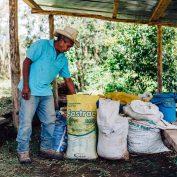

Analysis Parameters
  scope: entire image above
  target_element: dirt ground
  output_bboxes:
[0,96,177,177]
[0,123,177,177]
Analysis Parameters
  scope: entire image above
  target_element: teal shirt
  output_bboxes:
[18,39,71,96]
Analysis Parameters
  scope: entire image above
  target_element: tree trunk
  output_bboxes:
[157,25,163,93]
[9,0,20,128]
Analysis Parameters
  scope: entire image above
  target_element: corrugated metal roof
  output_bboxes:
[23,0,177,27]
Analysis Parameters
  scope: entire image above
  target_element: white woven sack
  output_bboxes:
[128,120,169,154]
[97,98,129,160]
[123,100,163,122]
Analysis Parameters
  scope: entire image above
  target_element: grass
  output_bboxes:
[0,79,12,116]
[0,135,112,177]
[0,79,11,98]
[0,141,32,177]
[0,79,177,177]
[0,126,177,177]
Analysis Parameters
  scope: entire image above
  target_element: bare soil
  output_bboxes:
[0,122,177,177]
[0,97,177,177]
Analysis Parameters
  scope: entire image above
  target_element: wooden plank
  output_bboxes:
[164,129,177,152]
[48,15,59,109]
[149,0,171,21]
[23,0,42,9]
[31,9,177,28]
[157,25,163,93]
[112,0,119,19]
[9,0,20,129]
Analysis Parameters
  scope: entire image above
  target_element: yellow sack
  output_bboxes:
[67,94,99,136]
[67,94,99,159]
[99,92,140,104]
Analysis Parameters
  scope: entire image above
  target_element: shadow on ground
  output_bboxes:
[0,97,177,177]
[0,124,177,177]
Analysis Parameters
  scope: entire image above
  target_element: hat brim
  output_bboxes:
[54,30,80,48]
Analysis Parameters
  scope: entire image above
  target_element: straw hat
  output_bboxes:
[54,26,80,48]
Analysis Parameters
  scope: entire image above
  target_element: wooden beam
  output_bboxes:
[149,21,177,28]
[112,0,119,18]
[149,0,171,21]
[157,25,163,93]
[23,0,42,9]
[48,15,59,109]
[9,0,21,128]
[32,9,177,28]
[32,9,148,24]
[49,15,54,39]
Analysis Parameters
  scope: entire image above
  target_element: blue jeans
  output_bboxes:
[16,93,56,152]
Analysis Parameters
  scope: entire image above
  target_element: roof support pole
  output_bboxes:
[49,15,59,109]
[9,0,20,128]
[157,25,163,93]
[112,0,119,18]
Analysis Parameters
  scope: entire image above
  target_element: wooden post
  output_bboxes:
[49,14,59,109]
[49,14,54,39]
[112,0,119,19]
[157,25,163,93]
[9,0,20,128]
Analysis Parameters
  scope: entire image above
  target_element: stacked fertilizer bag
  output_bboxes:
[53,92,175,160]
[53,111,68,156]
[97,98,129,160]
[66,94,99,159]
[123,100,170,154]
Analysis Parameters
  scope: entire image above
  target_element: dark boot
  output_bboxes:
[39,149,63,160]
[18,152,31,164]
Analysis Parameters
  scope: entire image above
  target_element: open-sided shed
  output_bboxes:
[24,0,177,27]
[9,0,177,127]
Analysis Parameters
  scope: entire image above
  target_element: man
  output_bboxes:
[17,26,79,164]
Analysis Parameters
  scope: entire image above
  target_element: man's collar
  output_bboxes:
[49,39,54,48]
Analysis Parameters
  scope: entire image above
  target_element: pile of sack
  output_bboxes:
[123,100,169,154]
[53,92,177,160]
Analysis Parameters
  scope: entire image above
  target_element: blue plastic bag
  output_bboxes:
[53,111,68,152]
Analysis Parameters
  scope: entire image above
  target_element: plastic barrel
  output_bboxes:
[150,93,177,123]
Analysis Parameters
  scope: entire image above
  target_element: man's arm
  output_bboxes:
[22,57,32,100]
[64,78,76,95]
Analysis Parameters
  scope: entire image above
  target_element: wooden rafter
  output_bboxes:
[112,0,119,19]
[23,0,41,9]
[31,9,177,28]
[149,0,171,22]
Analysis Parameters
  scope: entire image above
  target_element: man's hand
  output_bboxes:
[22,85,31,100]
[64,78,76,95]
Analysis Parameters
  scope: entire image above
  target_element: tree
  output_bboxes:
[5,0,176,94]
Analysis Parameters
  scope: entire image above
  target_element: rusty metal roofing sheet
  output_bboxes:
[23,0,177,27]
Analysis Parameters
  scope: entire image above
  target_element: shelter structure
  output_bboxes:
[9,0,177,127]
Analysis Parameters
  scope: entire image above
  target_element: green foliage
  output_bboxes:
[17,2,177,94]
[104,83,129,94]
[102,24,177,93]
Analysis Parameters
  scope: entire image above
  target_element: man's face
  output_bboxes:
[55,39,74,53]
